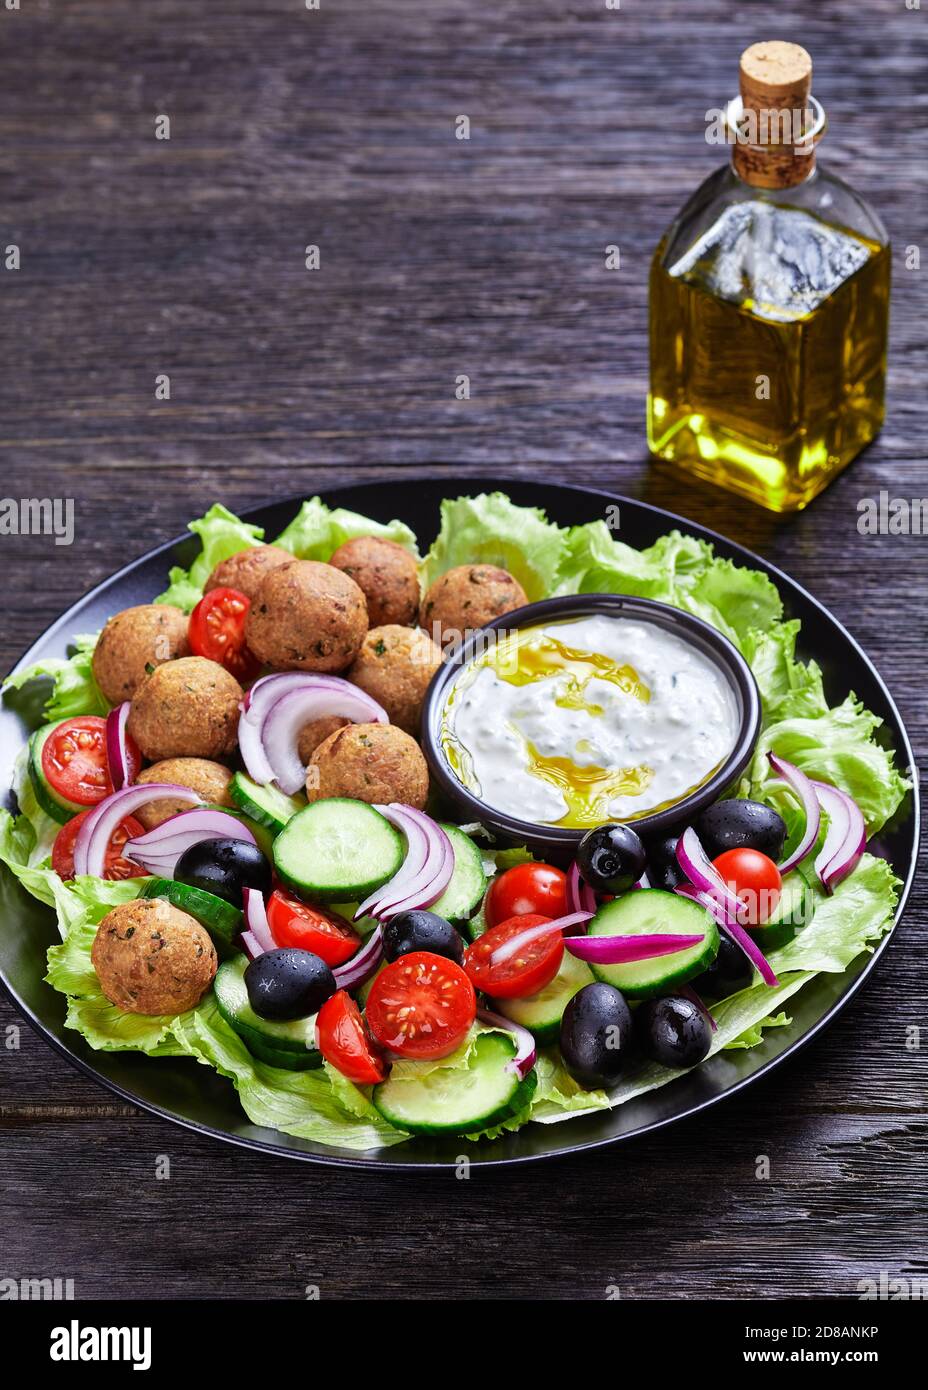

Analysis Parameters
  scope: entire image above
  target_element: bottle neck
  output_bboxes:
[728,98,823,190]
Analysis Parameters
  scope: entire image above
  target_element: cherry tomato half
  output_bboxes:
[485,862,568,928]
[713,847,782,926]
[365,951,476,1060]
[51,809,145,881]
[188,586,261,682]
[315,990,386,1084]
[267,889,362,967]
[463,913,564,1000]
[42,716,114,806]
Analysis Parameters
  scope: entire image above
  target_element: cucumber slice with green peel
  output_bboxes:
[229,773,306,835]
[214,956,322,1063]
[588,889,719,998]
[496,951,595,1045]
[430,824,487,925]
[373,1032,536,1135]
[750,868,814,952]
[28,723,87,824]
[141,877,243,947]
[273,798,404,902]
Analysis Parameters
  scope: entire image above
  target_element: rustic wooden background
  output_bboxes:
[1,0,925,1301]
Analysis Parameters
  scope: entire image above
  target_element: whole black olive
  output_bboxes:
[576,823,647,895]
[245,948,336,1021]
[559,982,633,1089]
[635,995,712,1069]
[693,799,787,862]
[382,910,464,964]
[645,833,687,890]
[174,837,272,909]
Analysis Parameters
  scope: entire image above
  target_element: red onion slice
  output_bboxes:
[355,805,454,922]
[240,930,264,961]
[489,910,594,966]
[566,860,597,915]
[243,887,276,953]
[767,752,821,874]
[563,930,705,966]
[675,884,779,987]
[811,780,866,893]
[477,1006,537,1079]
[104,702,133,790]
[73,783,204,879]
[633,869,652,891]
[125,808,257,877]
[675,826,745,922]
[333,927,384,991]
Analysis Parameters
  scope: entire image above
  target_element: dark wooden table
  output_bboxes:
[1,0,925,1301]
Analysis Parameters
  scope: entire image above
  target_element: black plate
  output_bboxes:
[0,478,918,1169]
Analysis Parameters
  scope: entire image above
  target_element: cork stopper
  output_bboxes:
[732,42,817,189]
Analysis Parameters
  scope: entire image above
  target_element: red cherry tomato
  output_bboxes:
[267,889,362,966]
[365,952,476,1059]
[713,848,782,926]
[463,913,564,999]
[42,716,114,806]
[485,862,568,927]
[51,809,145,881]
[188,587,260,681]
[315,990,387,1084]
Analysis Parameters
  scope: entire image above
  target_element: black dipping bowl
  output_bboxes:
[421,593,761,861]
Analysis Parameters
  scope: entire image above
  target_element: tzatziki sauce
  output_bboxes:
[441,614,739,828]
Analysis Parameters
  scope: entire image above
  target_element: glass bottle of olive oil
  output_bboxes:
[647,42,890,512]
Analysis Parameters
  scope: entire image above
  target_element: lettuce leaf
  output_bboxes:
[273,496,418,562]
[1,633,108,721]
[155,503,265,611]
[421,492,566,601]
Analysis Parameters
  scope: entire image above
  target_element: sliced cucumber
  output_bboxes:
[496,952,595,1045]
[430,824,487,925]
[373,1032,536,1136]
[273,798,404,902]
[28,723,87,824]
[588,889,719,998]
[229,773,306,835]
[141,878,243,947]
[751,868,814,951]
[214,955,322,1066]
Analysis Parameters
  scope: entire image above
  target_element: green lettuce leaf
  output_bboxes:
[2,633,108,721]
[739,619,827,722]
[420,492,566,601]
[155,503,266,611]
[273,496,418,561]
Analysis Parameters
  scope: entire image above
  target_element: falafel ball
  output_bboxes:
[419,565,528,650]
[127,656,243,761]
[297,715,349,764]
[134,758,234,829]
[92,604,190,704]
[307,722,429,809]
[204,544,293,603]
[347,625,442,735]
[244,559,368,673]
[328,536,420,628]
[91,897,217,1015]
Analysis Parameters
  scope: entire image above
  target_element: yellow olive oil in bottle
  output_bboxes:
[647,42,890,512]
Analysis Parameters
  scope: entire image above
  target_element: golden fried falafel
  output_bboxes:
[347,625,442,735]
[419,565,528,650]
[91,897,217,1015]
[127,656,243,761]
[307,722,429,809]
[134,757,234,829]
[204,544,293,602]
[297,715,349,764]
[244,560,368,673]
[328,536,420,628]
[92,604,190,704]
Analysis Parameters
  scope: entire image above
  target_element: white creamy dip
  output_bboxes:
[442,614,739,828]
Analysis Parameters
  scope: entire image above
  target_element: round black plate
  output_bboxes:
[0,478,918,1169]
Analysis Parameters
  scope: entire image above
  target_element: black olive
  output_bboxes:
[691,933,754,999]
[635,995,711,1068]
[576,823,647,895]
[244,948,336,1020]
[693,799,787,861]
[559,982,633,1089]
[174,837,271,909]
[382,910,464,964]
[644,833,687,890]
